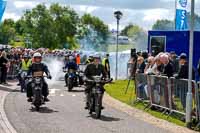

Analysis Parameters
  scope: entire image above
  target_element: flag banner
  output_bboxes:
[0,0,6,22]
[175,0,188,30]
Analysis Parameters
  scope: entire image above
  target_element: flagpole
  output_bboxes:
[175,0,177,30]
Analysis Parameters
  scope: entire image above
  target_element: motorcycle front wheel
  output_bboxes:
[34,90,42,111]
[95,94,102,119]
[89,95,95,114]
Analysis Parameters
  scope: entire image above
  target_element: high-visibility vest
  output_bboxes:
[21,59,32,71]
[86,59,91,64]
[102,58,107,67]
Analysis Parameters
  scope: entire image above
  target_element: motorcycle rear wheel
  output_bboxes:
[68,78,73,91]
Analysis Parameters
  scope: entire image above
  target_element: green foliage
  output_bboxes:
[152,19,174,30]
[0,3,109,50]
[81,14,109,39]
[0,19,16,44]
[121,24,143,37]
[152,13,200,30]
[80,14,109,51]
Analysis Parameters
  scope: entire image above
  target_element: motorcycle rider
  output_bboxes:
[18,54,32,92]
[64,56,78,87]
[84,55,107,109]
[26,52,52,102]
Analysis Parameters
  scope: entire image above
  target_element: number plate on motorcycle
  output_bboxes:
[33,71,44,77]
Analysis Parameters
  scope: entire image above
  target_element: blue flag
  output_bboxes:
[0,0,6,22]
[175,0,188,30]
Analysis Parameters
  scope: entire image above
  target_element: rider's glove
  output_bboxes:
[48,75,52,79]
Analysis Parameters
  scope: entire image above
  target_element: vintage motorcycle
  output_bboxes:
[86,76,111,119]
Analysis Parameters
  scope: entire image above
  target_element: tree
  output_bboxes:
[80,14,109,51]
[19,4,81,49]
[50,3,80,49]
[152,20,174,30]
[121,24,148,51]
[0,3,110,50]
[0,19,16,44]
[120,24,146,41]
[152,13,200,30]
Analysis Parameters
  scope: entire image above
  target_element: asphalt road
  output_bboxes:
[4,81,170,133]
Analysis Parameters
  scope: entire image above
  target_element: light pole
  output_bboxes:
[114,11,123,80]
[186,0,195,126]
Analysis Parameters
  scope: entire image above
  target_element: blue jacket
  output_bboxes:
[65,61,78,70]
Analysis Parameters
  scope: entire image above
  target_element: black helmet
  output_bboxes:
[23,54,29,58]
[179,53,187,60]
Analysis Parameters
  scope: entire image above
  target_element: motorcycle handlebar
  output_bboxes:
[85,78,112,84]
[26,75,48,78]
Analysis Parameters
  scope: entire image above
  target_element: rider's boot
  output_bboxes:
[27,97,32,102]
[44,97,50,102]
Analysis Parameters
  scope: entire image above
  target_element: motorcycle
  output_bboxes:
[63,68,77,91]
[77,70,84,86]
[86,76,111,119]
[27,74,49,111]
[19,70,28,92]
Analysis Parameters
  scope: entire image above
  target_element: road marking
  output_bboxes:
[60,94,64,97]
[49,88,60,96]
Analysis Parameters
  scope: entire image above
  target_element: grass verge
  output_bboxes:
[104,80,185,127]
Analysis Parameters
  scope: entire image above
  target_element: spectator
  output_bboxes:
[144,56,156,75]
[169,51,179,73]
[176,53,195,79]
[154,54,164,75]
[136,56,146,73]
[160,54,174,77]
[0,51,8,84]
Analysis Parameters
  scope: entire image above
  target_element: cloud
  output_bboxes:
[14,1,39,8]
[2,12,21,20]
[71,5,99,14]
[4,0,200,30]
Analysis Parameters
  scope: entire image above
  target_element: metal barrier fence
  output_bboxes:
[134,74,199,120]
[135,73,149,102]
[196,82,200,121]
[170,78,197,116]
[148,75,170,110]
[7,61,19,79]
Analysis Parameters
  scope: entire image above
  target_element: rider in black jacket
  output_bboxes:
[84,55,107,109]
[27,52,52,102]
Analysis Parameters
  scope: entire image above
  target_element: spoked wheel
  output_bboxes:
[34,90,42,112]
[89,96,95,115]
[95,94,102,119]
[20,81,25,92]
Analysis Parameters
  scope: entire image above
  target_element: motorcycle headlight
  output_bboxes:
[35,78,41,84]
[79,73,84,77]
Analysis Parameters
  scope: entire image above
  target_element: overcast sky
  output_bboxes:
[2,0,200,30]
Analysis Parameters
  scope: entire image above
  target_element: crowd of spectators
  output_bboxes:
[0,47,83,84]
[133,51,196,80]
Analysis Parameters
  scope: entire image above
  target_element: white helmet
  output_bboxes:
[69,55,74,61]
[33,52,42,58]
